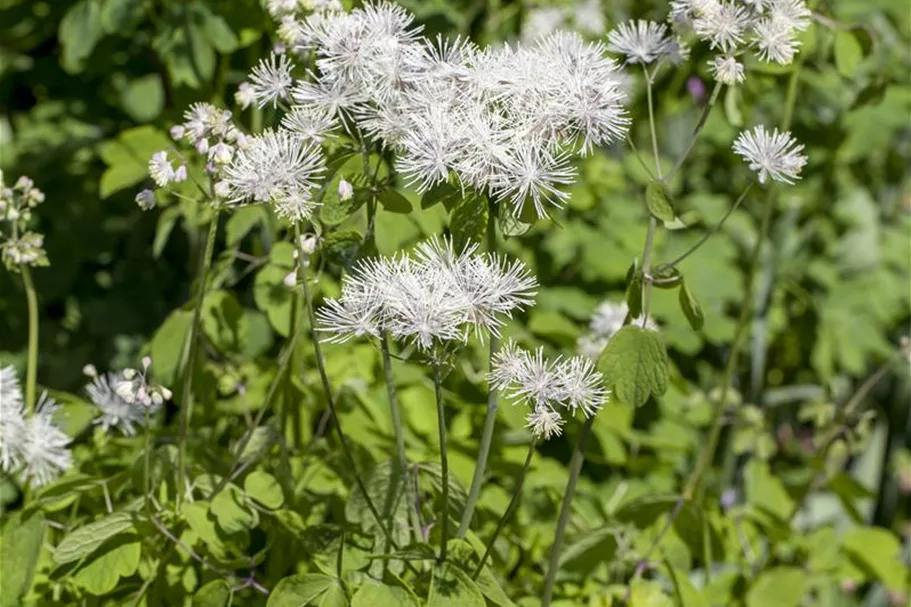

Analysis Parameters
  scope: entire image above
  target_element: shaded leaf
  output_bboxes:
[597,325,669,407]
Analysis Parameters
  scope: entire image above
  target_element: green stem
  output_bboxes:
[433,363,450,564]
[20,266,39,413]
[639,69,664,325]
[457,199,500,537]
[542,416,595,607]
[301,260,402,551]
[644,67,663,178]
[665,81,724,183]
[144,407,152,512]
[472,438,536,579]
[656,183,753,271]
[684,195,775,499]
[284,225,306,449]
[177,212,219,507]
[381,332,407,472]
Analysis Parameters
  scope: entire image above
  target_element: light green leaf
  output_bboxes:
[54,511,135,565]
[244,470,284,510]
[351,582,419,607]
[318,581,348,607]
[744,460,793,521]
[120,74,164,122]
[0,512,45,607]
[98,125,171,198]
[267,574,336,607]
[182,502,228,560]
[559,525,621,575]
[678,279,705,330]
[646,182,675,223]
[72,538,141,596]
[194,580,232,607]
[746,567,806,607]
[254,264,293,337]
[834,31,863,77]
[843,527,906,591]
[226,206,266,246]
[197,5,239,53]
[666,561,709,607]
[446,539,515,607]
[153,206,180,259]
[150,309,193,386]
[59,0,103,73]
[428,562,485,607]
[202,290,247,354]
[210,483,258,535]
[450,195,487,251]
[597,325,669,407]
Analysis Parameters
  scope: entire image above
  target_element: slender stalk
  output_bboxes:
[542,416,595,607]
[665,81,724,183]
[284,224,307,449]
[381,332,407,471]
[643,66,663,178]
[472,438,537,579]
[20,266,39,413]
[639,69,664,325]
[457,199,500,537]
[177,212,219,507]
[432,363,450,563]
[144,407,152,512]
[656,183,753,272]
[301,260,401,550]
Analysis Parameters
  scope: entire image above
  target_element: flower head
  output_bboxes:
[19,393,72,487]
[86,372,155,436]
[607,20,673,64]
[0,365,26,473]
[733,125,807,184]
[249,52,296,107]
[708,55,745,84]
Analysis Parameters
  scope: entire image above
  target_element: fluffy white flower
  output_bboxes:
[221,129,326,221]
[148,151,178,187]
[235,82,256,109]
[752,15,800,64]
[0,365,26,473]
[732,125,807,184]
[709,55,745,84]
[3,232,46,267]
[607,20,673,64]
[86,373,153,436]
[19,393,72,487]
[555,356,609,417]
[490,142,577,219]
[249,52,295,107]
[693,2,751,53]
[280,105,338,142]
[135,189,156,211]
[526,404,565,440]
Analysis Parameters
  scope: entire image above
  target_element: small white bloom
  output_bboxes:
[173,165,188,183]
[148,151,176,187]
[752,15,800,64]
[135,189,156,211]
[280,105,338,142]
[337,178,354,201]
[3,232,47,267]
[708,55,745,84]
[526,404,565,440]
[732,125,807,184]
[170,125,186,141]
[82,364,98,378]
[249,52,295,108]
[0,365,26,473]
[235,82,256,110]
[607,20,673,64]
[19,393,72,487]
[693,2,751,53]
[283,271,298,288]
[554,356,609,417]
[86,373,152,436]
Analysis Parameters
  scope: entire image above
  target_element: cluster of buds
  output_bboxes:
[138,103,250,210]
[0,172,48,271]
[284,233,319,287]
[109,356,172,408]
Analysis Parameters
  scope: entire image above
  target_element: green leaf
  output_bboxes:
[678,279,705,330]
[153,206,180,259]
[98,125,171,198]
[202,290,247,354]
[351,582,419,607]
[446,539,516,607]
[0,512,44,607]
[210,483,258,534]
[226,206,265,246]
[72,537,141,596]
[59,0,103,73]
[186,18,216,85]
[450,195,487,251]
[196,5,239,53]
[558,525,621,575]
[843,527,906,591]
[626,271,643,320]
[597,325,669,407]
[120,74,164,122]
[194,580,232,607]
[319,187,361,226]
[421,182,462,211]
[428,562,485,607]
[322,230,364,268]
[254,264,293,337]
[318,581,348,607]
[150,309,193,386]
[377,189,413,214]
[666,561,709,607]
[182,502,228,560]
[100,0,147,33]
[834,31,863,77]
[267,573,337,607]
[746,567,806,607]
[54,511,136,565]
[244,470,284,510]
[646,182,675,223]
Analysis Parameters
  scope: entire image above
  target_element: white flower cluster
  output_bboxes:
[0,173,48,270]
[577,300,659,360]
[490,341,609,439]
[0,366,72,487]
[521,0,607,42]
[733,124,807,184]
[140,103,250,209]
[83,357,168,436]
[317,237,537,351]
[668,0,812,84]
[246,2,628,219]
[607,20,689,65]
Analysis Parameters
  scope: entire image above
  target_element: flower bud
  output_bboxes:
[299,233,318,255]
[135,189,156,211]
[214,181,231,198]
[283,271,297,288]
[170,125,186,141]
[173,165,188,183]
[142,356,152,370]
[123,368,137,380]
[82,364,98,378]
[337,178,354,201]
[195,138,210,155]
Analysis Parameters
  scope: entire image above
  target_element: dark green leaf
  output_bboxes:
[428,562,485,607]
[323,230,364,268]
[450,195,487,251]
[678,279,705,330]
[626,271,643,319]
[421,182,462,211]
[377,190,412,214]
